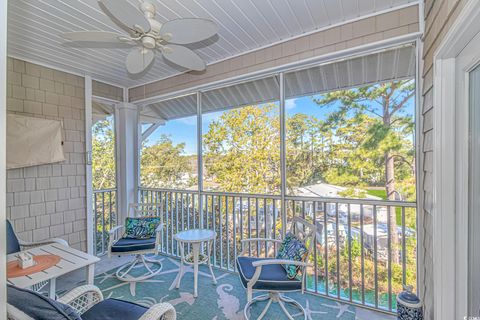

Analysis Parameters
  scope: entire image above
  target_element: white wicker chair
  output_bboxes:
[7,284,176,320]
[108,203,164,282]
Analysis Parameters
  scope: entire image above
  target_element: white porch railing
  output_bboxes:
[93,188,117,256]
[138,187,417,314]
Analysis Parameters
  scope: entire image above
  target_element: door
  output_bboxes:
[91,98,117,256]
[456,30,480,317]
[85,77,118,256]
[433,3,480,319]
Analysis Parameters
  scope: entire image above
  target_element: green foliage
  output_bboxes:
[338,188,367,198]
[342,238,361,259]
[92,118,116,190]
[203,104,281,194]
[286,113,330,190]
[91,80,418,301]
[312,80,416,201]
[140,135,193,189]
[366,189,387,199]
[315,236,417,297]
[93,118,195,190]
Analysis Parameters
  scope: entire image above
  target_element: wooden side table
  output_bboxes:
[173,229,217,298]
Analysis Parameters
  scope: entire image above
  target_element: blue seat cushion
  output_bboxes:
[111,237,156,253]
[236,257,302,291]
[7,285,81,320]
[81,298,147,320]
[7,220,21,254]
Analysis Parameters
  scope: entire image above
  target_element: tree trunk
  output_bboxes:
[385,151,400,264]
[383,86,400,264]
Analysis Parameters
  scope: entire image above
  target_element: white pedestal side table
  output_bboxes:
[173,229,217,298]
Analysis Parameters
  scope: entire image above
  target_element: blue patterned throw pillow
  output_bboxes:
[125,217,160,239]
[276,232,308,279]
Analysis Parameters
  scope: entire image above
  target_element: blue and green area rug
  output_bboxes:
[94,255,393,320]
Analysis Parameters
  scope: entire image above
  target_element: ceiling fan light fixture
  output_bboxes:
[142,36,156,49]
[63,0,217,76]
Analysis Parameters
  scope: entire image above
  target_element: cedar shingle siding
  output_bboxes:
[5,58,121,252]
[421,0,466,318]
[6,58,88,251]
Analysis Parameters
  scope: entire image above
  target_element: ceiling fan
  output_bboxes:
[62,0,218,74]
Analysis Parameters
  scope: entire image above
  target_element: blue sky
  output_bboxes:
[144,93,415,156]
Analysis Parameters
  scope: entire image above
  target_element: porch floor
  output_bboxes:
[56,255,394,320]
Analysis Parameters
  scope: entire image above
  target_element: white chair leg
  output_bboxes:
[278,300,294,320]
[243,292,306,320]
[280,295,306,320]
[115,254,162,282]
[176,241,185,289]
[117,257,138,278]
[244,294,269,320]
[141,255,154,274]
[192,243,200,298]
[247,287,253,302]
[207,240,217,284]
[258,298,273,320]
[175,263,183,289]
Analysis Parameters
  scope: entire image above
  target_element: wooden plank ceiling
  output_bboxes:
[8,0,417,87]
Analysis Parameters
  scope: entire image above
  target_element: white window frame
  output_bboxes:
[136,36,423,304]
[432,1,480,319]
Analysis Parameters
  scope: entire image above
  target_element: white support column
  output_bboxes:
[196,92,203,227]
[279,72,287,237]
[115,102,139,222]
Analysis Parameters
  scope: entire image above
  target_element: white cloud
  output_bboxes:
[285,98,298,110]
[173,111,223,127]
[176,116,197,126]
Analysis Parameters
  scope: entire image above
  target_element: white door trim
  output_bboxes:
[433,1,480,319]
[85,75,94,255]
[433,56,456,320]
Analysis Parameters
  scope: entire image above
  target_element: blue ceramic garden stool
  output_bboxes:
[397,286,423,320]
